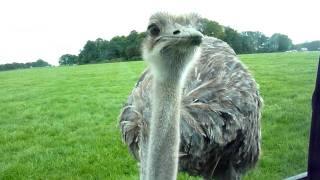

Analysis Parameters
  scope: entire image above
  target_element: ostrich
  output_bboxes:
[119,12,263,180]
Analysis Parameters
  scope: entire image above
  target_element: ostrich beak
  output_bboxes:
[174,27,203,46]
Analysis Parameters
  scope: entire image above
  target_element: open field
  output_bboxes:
[0,52,319,179]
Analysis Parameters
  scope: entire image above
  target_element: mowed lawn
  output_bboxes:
[0,52,319,179]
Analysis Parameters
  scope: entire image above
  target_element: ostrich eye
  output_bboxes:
[148,24,160,37]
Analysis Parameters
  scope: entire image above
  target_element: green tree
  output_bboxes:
[78,40,100,64]
[59,54,78,65]
[31,59,51,67]
[240,31,269,53]
[109,36,127,59]
[266,33,293,52]
[124,31,145,60]
[200,18,224,39]
[223,27,242,53]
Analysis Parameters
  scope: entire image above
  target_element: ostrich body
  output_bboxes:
[119,13,262,180]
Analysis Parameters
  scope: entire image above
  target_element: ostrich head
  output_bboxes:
[142,12,204,81]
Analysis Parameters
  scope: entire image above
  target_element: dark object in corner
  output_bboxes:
[286,56,320,180]
[308,56,320,179]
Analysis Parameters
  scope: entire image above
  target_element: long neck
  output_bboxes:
[145,73,183,180]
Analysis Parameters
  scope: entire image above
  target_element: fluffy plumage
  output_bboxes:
[119,13,263,179]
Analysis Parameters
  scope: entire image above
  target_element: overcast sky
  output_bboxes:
[0,0,319,65]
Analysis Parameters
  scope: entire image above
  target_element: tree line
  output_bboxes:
[0,59,51,71]
[60,17,319,65]
[1,16,319,69]
[59,31,146,65]
[295,41,320,51]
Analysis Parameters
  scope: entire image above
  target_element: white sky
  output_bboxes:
[0,0,319,65]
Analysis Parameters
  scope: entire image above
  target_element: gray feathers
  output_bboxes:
[119,36,262,179]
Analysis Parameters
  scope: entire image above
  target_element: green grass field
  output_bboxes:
[0,52,319,179]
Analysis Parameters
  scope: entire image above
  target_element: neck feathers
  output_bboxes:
[143,46,201,180]
[145,79,181,180]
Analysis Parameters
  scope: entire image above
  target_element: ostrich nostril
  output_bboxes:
[191,36,202,45]
[173,30,180,35]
